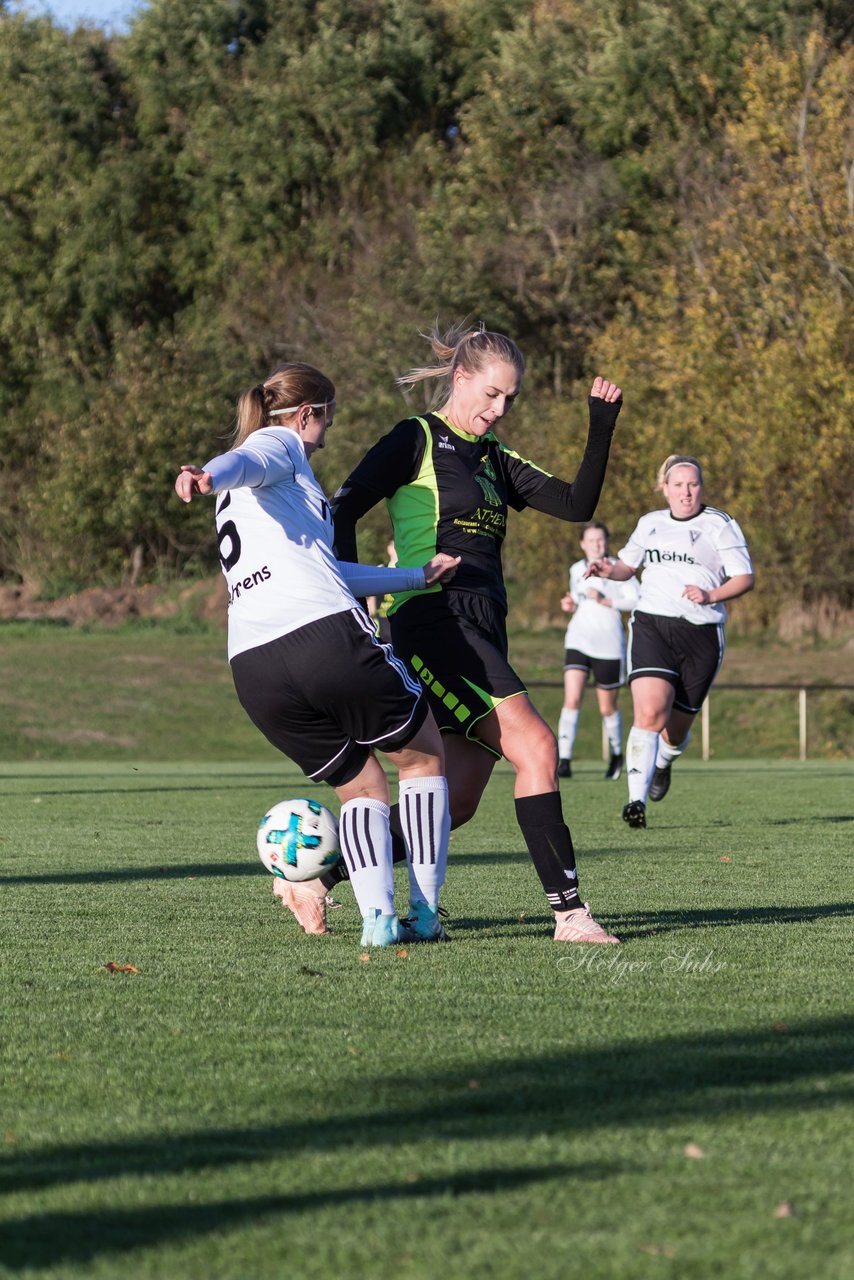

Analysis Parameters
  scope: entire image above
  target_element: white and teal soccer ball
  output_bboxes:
[257,797,341,882]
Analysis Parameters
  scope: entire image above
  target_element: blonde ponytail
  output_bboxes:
[396,321,524,408]
[231,363,335,446]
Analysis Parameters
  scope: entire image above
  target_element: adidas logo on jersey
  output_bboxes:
[689,530,701,544]
[645,548,696,564]
[438,435,456,451]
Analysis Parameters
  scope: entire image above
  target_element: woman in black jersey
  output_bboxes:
[332,323,623,945]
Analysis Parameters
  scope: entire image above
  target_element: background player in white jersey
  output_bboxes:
[558,521,639,780]
[174,362,460,947]
[585,455,754,828]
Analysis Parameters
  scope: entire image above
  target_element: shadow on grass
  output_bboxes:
[0,781,287,798]
[765,815,853,826]
[446,851,532,868]
[0,1164,599,1270]
[611,901,854,939]
[0,862,261,886]
[447,900,854,940]
[0,1014,850,1270]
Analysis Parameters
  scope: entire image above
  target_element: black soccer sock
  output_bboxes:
[320,859,349,889]
[515,792,582,912]
[319,802,408,890]
[388,802,408,864]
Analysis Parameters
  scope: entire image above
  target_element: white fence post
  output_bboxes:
[799,688,807,761]
[702,696,710,762]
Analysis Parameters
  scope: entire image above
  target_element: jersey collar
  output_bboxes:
[433,412,494,443]
[668,504,707,523]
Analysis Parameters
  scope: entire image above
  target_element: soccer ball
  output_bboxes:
[257,797,341,883]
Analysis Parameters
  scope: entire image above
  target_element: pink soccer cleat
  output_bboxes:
[553,903,620,944]
[272,877,330,935]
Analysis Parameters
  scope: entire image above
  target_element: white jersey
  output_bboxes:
[206,428,425,660]
[564,558,639,660]
[618,506,753,625]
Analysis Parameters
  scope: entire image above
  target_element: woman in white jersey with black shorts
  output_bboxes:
[585,455,754,828]
[558,521,639,780]
[174,362,460,948]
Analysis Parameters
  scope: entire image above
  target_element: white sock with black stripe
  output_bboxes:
[338,798,395,917]
[398,776,450,906]
[603,710,623,754]
[558,708,579,759]
[656,730,691,767]
[626,727,659,803]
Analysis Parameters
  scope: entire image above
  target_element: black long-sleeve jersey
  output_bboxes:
[332,397,620,615]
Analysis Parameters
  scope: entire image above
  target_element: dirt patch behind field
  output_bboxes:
[0,578,228,628]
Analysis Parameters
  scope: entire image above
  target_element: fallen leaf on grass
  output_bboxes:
[683,1143,705,1159]
[772,1022,789,1032]
[773,1201,796,1218]
[639,1244,677,1258]
[405,1173,419,1184]
[48,1052,71,1061]
[358,952,371,964]
[720,855,732,863]
[468,1079,481,1090]
[517,912,528,923]
[102,962,140,974]
[395,948,409,959]
[4,1132,17,1144]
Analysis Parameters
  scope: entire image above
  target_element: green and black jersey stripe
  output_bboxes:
[332,399,619,615]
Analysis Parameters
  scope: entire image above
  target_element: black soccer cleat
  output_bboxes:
[557,758,572,778]
[622,800,647,829]
[604,751,623,781]
[649,763,672,802]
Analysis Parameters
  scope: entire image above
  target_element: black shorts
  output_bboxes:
[230,608,429,787]
[563,649,625,689]
[627,611,725,714]
[390,589,526,753]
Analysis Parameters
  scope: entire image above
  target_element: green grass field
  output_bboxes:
[1,758,852,1279]
[1,620,851,761]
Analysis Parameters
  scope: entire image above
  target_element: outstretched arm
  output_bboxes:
[510,377,623,522]
[337,553,460,598]
[175,434,296,501]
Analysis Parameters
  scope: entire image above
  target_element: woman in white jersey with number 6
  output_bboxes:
[174,363,460,947]
[585,455,754,829]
